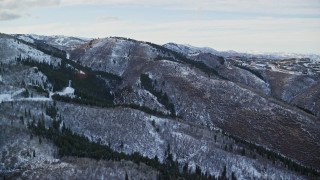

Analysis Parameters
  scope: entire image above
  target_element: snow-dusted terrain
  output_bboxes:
[15,34,90,52]
[0,35,61,66]
[0,33,319,179]
[56,102,304,179]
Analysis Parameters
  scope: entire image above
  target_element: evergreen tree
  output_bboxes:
[23,89,29,97]
[219,165,227,180]
[196,165,202,175]
[231,172,237,180]
[241,148,246,156]
[183,162,189,174]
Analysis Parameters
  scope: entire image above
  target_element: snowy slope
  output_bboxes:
[0,35,61,66]
[15,34,90,52]
[70,37,159,76]
[58,102,304,179]
[1,33,319,179]
[163,43,219,56]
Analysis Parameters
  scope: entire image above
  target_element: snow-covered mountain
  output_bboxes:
[1,33,319,180]
[163,43,220,57]
[14,34,91,58]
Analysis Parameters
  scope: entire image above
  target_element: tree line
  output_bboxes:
[222,131,320,178]
[145,42,226,79]
[140,74,176,117]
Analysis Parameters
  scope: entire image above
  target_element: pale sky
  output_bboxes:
[0,0,320,54]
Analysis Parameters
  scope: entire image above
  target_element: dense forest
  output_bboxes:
[27,104,232,180]
[222,131,320,177]
[17,56,115,106]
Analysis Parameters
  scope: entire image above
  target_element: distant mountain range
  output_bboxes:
[14,33,320,61]
[163,42,320,62]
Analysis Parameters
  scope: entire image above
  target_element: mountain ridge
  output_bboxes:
[1,33,319,179]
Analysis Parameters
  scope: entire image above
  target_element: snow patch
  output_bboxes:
[150,116,166,124]
[18,97,51,102]
[56,87,75,97]
[16,35,34,43]
[179,67,190,76]
[0,92,51,103]
[0,94,12,103]
[148,125,165,144]
[12,88,25,96]
[188,53,200,56]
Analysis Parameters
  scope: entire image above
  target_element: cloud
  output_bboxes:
[96,16,120,22]
[0,0,60,21]
[0,0,60,10]
[60,0,320,16]
[1,17,319,53]
[0,11,21,21]
[0,0,319,53]
[1,0,319,22]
